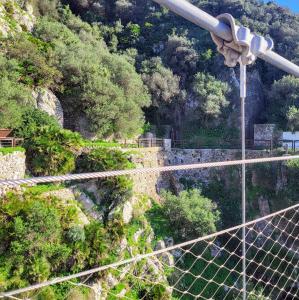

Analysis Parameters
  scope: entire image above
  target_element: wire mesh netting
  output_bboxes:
[2,203,299,300]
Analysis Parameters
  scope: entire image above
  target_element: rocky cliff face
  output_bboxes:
[218,66,265,138]
[0,0,35,37]
[32,88,64,126]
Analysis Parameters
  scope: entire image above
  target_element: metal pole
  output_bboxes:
[153,0,299,78]
[240,63,247,300]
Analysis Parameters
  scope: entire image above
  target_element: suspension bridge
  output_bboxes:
[1,0,299,299]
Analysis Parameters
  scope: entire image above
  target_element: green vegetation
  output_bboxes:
[161,189,220,240]
[2,0,298,138]
[76,148,134,222]
[268,76,299,131]
[192,72,229,123]
[0,190,82,295]
[0,189,128,298]
[33,15,150,138]
[25,126,83,176]
[147,189,220,242]
[13,108,60,139]
[172,250,237,299]
[1,1,299,299]
[0,54,33,128]
[0,147,25,154]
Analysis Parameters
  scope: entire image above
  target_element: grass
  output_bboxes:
[0,147,25,154]
[83,140,138,149]
[25,183,65,195]
[84,140,122,148]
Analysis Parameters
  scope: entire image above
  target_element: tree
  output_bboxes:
[25,126,83,176]
[0,192,76,290]
[34,17,150,138]
[192,72,229,124]
[13,108,60,139]
[141,57,181,107]
[163,34,199,79]
[2,33,62,89]
[0,77,31,128]
[267,76,299,129]
[161,189,220,240]
[0,55,33,128]
[287,106,299,132]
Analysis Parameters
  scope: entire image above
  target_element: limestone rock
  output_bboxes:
[33,89,64,126]
[12,3,35,32]
[258,196,270,217]
[122,201,133,224]
[133,229,144,243]
[210,241,222,258]
[161,252,174,267]
[0,1,35,37]
[164,237,174,247]
[75,189,102,221]
[106,273,118,288]
[42,188,90,226]
[155,240,166,251]
[119,238,128,252]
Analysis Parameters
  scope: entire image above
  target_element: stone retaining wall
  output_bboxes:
[129,148,271,198]
[0,150,26,180]
[0,150,26,197]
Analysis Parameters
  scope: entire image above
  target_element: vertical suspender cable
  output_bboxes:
[240,63,247,300]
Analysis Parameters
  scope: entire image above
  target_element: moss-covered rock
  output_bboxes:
[0,0,35,37]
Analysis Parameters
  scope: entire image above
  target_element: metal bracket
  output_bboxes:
[211,14,274,67]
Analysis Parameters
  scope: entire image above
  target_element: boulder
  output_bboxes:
[161,253,174,267]
[155,240,166,251]
[106,273,118,288]
[122,201,133,224]
[42,188,90,226]
[32,88,64,127]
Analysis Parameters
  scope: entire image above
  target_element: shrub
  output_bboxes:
[25,126,83,176]
[161,189,220,240]
[0,189,124,297]
[66,226,85,243]
[2,33,62,89]
[0,191,77,291]
[0,54,33,128]
[13,107,60,139]
[76,148,134,222]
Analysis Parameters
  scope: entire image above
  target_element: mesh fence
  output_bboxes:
[2,203,299,300]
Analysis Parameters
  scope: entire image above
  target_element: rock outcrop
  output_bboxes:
[32,88,64,126]
[0,0,35,37]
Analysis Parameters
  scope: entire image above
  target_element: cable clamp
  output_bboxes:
[211,14,274,67]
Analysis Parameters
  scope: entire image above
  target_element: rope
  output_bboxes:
[1,202,299,298]
[0,155,298,187]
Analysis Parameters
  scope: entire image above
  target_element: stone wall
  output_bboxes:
[0,150,26,196]
[254,124,280,146]
[0,150,26,180]
[129,148,271,198]
[129,148,165,200]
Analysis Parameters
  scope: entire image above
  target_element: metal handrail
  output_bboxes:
[153,0,299,77]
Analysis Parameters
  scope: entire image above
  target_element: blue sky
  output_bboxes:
[276,0,299,12]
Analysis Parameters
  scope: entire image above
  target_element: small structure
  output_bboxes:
[254,124,277,148]
[0,129,23,148]
[281,131,299,151]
